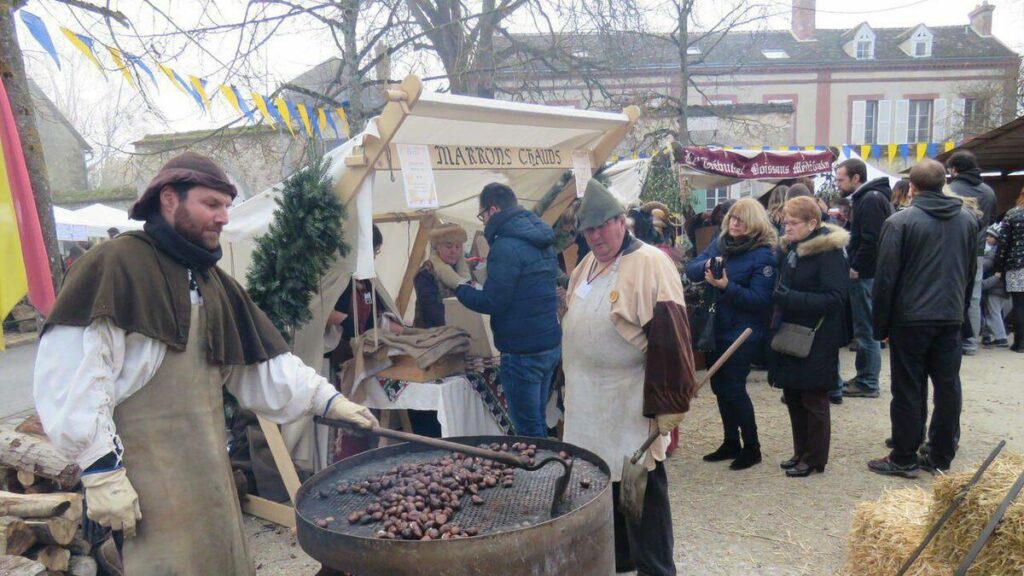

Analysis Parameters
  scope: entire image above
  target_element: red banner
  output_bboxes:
[676,147,835,180]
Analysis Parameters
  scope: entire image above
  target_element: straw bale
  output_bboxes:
[842,487,944,576]
[924,452,1024,575]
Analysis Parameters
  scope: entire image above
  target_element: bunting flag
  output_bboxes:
[915,143,928,161]
[158,63,186,92]
[324,108,341,139]
[274,98,295,135]
[285,100,302,134]
[252,93,276,126]
[219,85,242,115]
[106,47,134,86]
[19,11,61,69]
[870,144,881,160]
[944,141,956,153]
[899,144,910,162]
[232,86,254,121]
[887,144,898,163]
[127,55,156,85]
[860,145,872,159]
[60,27,103,72]
[788,145,799,151]
[927,143,940,158]
[335,107,351,137]
[0,78,56,347]
[189,76,212,111]
[804,145,815,151]
[296,103,315,138]
[316,107,330,138]
[174,70,204,109]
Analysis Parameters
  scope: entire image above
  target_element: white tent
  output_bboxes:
[52,206,104,241]
[603,158,650,206]
[813,149,901,190]
[73,203,142,234]
[221,77,638,474]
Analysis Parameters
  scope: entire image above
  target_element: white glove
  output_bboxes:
[656,413,685,436]
[326,396,379,429]
[82,468,142,538]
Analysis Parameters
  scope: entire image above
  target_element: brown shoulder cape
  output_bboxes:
[44,231,289,366]
[567,236,698,417]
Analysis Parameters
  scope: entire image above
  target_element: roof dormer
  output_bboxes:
[898,24,933,58]
[843,23,875,60]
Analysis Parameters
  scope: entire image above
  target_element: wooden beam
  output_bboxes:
[541,105,642,226]
[240,495,296,529]
[372,211,434,224]
[255,416,302,504]
[334,75,423,206]
[395,215,438,316]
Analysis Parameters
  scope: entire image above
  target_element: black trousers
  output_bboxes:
[782,389,831,468]
[708,340,759,447]
[611,461,676,576]
[889,324,963,468]
[1011,293,1024,348]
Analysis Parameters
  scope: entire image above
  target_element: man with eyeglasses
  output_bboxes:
[443,183,561,437]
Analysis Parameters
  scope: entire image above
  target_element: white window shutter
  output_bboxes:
[933,98,948,142]
[895,99,910,145]
[851,100,867,144]
[953,98,966,137]
[878,100,893,145]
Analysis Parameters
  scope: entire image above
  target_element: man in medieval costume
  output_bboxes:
[562,180,698,576]
[413,222,470,328]
[33,152,377,575]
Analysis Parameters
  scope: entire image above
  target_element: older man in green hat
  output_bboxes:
[562,179,697,575]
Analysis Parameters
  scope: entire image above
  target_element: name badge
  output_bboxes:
[574,282,592,300]
[363,291,372,304]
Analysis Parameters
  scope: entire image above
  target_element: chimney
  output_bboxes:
[791,0,816,41]
[969,1,995,37]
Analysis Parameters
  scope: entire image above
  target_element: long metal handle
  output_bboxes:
[954,468,1024,576]
[630,327,753,465]
[897,440,1006,576]
[314,416,527,468]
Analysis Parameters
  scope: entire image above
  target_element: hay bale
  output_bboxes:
[924,452,1024,575]
[843,487,944,576]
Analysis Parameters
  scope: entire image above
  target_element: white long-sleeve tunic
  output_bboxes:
[34,317,338,470]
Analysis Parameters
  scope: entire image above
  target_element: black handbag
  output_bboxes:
[691,286,717,353]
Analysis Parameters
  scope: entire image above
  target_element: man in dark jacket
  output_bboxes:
[836,159,893,398]
[946,150,996,355]
[454,183,561,437]
[868,159,979,478]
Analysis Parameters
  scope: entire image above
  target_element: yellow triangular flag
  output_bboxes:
[316,107,329,135]
[188,76,211,111]
[274,98,295,135]
[60,28,103,72]
[944,141,955,152]
[296,103,314,138]
[219,85,242,115]
[916,143,927,161]
[158,64,186,92]
[887,144,898,163]
[804,145,815,151]
[335,107,351,137]
[859,145,871,159]
[106,47,134,86]
[251,93,276,126]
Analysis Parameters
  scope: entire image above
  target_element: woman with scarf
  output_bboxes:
[686,198,777,470]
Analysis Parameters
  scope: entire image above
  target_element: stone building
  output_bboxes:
[28,79,91,194]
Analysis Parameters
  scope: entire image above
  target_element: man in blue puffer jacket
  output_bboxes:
[454,183,561,437]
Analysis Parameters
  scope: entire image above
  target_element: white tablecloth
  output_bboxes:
[360,375,503,438]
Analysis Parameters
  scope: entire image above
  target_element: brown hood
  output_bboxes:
[130,152,237,220]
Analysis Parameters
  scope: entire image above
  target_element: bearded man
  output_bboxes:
[562,180,698,575]
[33,152,376,575]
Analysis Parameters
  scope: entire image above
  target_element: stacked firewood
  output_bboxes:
[0,416,96,575]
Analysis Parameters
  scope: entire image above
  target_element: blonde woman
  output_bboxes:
[686,198,778,470]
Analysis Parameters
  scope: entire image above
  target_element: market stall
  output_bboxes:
[219,75,638,526]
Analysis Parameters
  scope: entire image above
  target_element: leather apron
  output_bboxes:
[114,304,254,575]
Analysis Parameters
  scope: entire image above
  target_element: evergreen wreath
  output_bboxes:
[246,151,350,341]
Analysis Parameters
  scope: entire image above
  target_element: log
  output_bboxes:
[67,535,91,556]
[14,415,46,438]
[25,516,77,546]
[27,544,70,572]
[0,516,36,556]
[0,491,81,519]
[0,555,48,576]
[0,426,80,489]
[16,470,35,487]
[69,554,98,576]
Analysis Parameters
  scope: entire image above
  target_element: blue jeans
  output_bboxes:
[500,346,560,437]
[850,277,881,391]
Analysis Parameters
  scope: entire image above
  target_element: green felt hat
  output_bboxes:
[575,179,624,230]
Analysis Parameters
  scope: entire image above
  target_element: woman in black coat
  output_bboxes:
[770,197,850,477]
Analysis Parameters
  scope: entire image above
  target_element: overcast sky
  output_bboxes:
[18,0,1024,157]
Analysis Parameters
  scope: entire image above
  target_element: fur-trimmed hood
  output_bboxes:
[780,224,850,257]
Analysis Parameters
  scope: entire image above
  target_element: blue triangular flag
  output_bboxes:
[231,86,254,121]
[870,144,881,159]
[926,142,939,157]
[126,55,156,85]
[19,10,60,69]
[899,144,909,161]
[842,144,852,157]
[171,69,204,110]
[789,145,799,151]
[324,109,340,139]
[267,96,285,126]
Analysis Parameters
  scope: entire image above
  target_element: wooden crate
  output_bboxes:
[377,353,466,382]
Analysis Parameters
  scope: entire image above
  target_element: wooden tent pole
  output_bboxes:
[541,105,642,226]
[395,215,438,317]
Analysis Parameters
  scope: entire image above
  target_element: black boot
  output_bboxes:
[729,443,762,470]
[703,440,741,462]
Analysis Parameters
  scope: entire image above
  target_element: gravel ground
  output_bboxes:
[247,346,1024,575]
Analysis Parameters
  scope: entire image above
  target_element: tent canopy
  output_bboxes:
[935,115,1024,175]
[73,203,142,233]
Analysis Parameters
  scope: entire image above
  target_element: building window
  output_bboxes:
[907,99,932,143]
[864,100,879,144]
[911,31,932,57]
[855,38,874,59]
[687,46,701,55]
[762,49,789,59]
[706,187,730,208]
[964,98,987,136]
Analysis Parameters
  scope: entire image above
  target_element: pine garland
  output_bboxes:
[246,151,350,341]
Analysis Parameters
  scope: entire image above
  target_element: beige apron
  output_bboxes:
[114,305,254,576]
[562,260,667,482]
